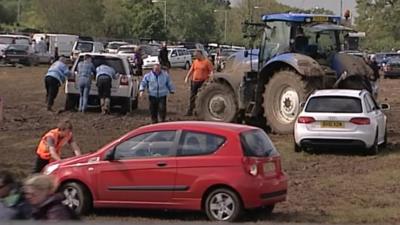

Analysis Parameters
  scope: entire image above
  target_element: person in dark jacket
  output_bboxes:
[23,174,78,220]
[139,63,175,123]
[367,55,380,98]
[158,42,170,71]
[0,171,31,220]
[133,46,143,76]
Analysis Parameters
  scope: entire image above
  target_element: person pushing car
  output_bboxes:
[33,119,81,173]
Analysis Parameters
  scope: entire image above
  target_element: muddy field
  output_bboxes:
[1,65,400,224]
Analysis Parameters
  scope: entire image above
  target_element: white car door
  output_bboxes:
[169,49,179,67]
[177,49,185,67]
[366,94,385,142]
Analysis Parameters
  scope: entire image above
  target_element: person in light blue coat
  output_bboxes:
[77,55,95,112]
[44,56,70,111]
[139,64,175,123]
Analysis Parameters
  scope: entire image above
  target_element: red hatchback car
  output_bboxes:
[43,121,288,221]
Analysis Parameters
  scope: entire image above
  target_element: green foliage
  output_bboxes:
[0,1,17,24]
[167,0,218,42]
[0,0,334,46]
[356,0,400,51]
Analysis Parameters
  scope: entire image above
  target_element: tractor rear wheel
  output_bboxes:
[263,70,315,134]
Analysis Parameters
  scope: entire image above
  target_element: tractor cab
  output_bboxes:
[259,13,355,70]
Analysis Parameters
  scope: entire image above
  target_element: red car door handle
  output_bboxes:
[157,162,167,167]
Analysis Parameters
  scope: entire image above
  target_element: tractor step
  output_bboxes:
[245,101,256,117]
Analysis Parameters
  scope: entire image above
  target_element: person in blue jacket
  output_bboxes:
[77,55,95,113]
[96,64,118,114]
[44,56,70,111]
[139,64,175,123]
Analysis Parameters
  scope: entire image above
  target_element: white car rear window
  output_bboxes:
[305,96,362,113]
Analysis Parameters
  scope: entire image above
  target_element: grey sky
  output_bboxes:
[231,0,358,17]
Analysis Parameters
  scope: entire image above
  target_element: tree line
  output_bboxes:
[2,0,391,51]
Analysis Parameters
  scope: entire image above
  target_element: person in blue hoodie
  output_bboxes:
[44,56,70,111]
[139,64,175,123]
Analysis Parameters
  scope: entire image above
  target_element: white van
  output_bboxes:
[32,33,78,64]
[71,40,104,63]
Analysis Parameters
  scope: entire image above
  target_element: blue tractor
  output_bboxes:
[195,13,373,134]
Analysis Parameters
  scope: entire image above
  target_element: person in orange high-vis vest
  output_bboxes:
[33,119,81,173]
[184,49,214,116]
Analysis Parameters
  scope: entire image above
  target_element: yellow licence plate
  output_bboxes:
[313,16,329,22]
[321,121,344,128]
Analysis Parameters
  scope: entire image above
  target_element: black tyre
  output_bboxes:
[263,70,314,134]
[205,188,242,222]
[60,182,92,215]
[131,96,138,110]
[195,80,237,122]
[184,61,191,70]
[121,97,131,114]
[368,129,379,155]
[294,143,302,152]
[382,127,388,148]
[65,94,78,111]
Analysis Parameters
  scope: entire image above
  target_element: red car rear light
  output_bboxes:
[350,117,370,125]
[242,158,258,176]
[120,75,129,85]
[297,116,315,124]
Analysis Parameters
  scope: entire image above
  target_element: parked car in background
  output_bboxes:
[105,41,129,54]
[143,47,192,70]
[382,57,400,78]
[117,44,159,60]
[374,52,400,67]
[65,53,141,114]
[168,47,192,69]
[3,44,39,66]
[0,34,31,57]
[294,89,389,155]
[43,121,288,221]
[71,40,104,63]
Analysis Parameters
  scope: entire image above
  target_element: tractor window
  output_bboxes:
[261,22,290,63]
[305,28,339,56]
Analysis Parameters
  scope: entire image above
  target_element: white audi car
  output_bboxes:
[294,89,389,155]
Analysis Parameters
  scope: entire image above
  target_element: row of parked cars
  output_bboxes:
[106,41,201,70]
[0,33,107,66]
[105,40,244,71]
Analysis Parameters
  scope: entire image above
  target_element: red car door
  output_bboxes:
[173,131,227,202]
[95,130,178,205]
